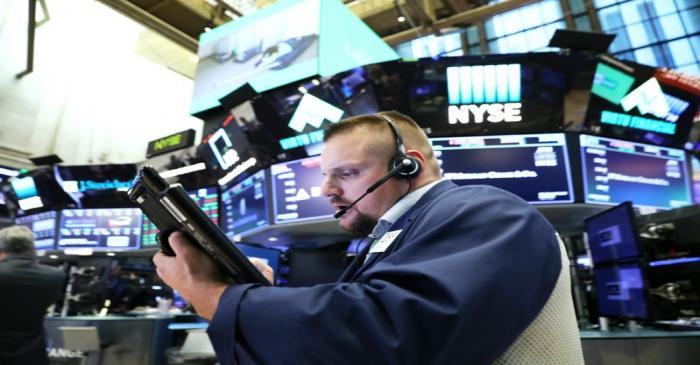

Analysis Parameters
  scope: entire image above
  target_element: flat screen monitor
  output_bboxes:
[271,156,334,223]
[236,243,281,281]
[584,61,699,148]
[584,202,640,265]
[221,170,269,239]
[6,168,75,215]
[54,164,137,208]
[431,133,574,204]
[14,211,58,251]
[58,208,142,251]
[593,262,649,320]
[141,187,219,248]
[580,134,692,209]
[692,155,700,204]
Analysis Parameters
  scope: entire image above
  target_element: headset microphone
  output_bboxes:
[333,160,410,219]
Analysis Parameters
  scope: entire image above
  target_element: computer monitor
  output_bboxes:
[221,170,269,239]
[58,208,142,251]
[431,133,574,204]
[270,156,334,223]
[580,134,692,209]
[584,202,640,265]
[593,262,649,320]
[14,210,58,251]
[236,243,282,281]
[141,187,219,248]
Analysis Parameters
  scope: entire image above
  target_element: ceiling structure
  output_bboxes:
[98,0,540,53]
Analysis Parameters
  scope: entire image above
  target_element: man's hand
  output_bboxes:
[152,231,227,320]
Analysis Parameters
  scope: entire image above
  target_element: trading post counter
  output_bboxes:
[45,314,202,365]
[581,328,700,365]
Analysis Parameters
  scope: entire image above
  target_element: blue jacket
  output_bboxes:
[208,180,561,364]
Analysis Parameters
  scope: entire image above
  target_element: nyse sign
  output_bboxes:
[448,103,522,124]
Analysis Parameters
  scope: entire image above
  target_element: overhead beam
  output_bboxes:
[443,0,470,13]
[98,0,197,52]
[382,0,539,45]
[404,0,433,24]
[16,0,37,79]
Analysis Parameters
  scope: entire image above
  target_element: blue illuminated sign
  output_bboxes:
[279,130,325,150]
[78,180,132,192]
[446,64,521,105]
[600,110,676,135]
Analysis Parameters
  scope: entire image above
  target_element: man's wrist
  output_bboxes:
[189,282,228,320]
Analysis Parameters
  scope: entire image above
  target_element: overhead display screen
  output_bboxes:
[191,0,320,114]
[15,211,58,250]
[584,61,699,148]
[580,134,691,209]
[58,208,142,251]
[270,156,334,223]
[431,133,574,204]
[142,187,219,248]
[221,170,269,239]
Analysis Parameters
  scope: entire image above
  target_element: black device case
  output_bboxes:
[128,166,270,285]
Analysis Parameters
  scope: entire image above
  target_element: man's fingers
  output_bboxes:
[168,231,192,256]
[249,258,274,284]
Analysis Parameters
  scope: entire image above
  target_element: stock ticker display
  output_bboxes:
[141,187,219,247]
[58,208,142,250]
[221,170,269,239]
[432,133,574,204]
[580,135,691,209]
[15,210,58,250]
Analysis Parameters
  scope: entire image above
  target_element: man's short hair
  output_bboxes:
[324,111,423,143]
[324,112,438,174]
[0,226,36,255]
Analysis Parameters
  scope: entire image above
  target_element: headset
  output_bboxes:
[334,114,422,219]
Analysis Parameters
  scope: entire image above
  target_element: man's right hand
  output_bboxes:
[153,231,227,320]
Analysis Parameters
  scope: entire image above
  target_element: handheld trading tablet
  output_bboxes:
[128,166,270,285]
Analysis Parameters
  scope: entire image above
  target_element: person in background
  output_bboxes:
[0,225,65,365]
[154,111,583,364]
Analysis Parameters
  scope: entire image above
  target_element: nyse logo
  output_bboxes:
[446,64,522,124]
[448,103,522,124]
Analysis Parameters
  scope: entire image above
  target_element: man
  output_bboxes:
[154,111,583,364]
[0,225,65,365]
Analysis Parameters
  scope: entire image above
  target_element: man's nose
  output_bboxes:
[320,176,341,197]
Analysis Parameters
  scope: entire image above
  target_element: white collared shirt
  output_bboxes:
[365,178,446,260]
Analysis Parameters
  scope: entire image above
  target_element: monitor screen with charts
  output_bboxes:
[58,208,142,251]
[270,156,334,223]
[432,133,574,204]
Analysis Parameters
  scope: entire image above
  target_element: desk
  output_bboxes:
[45,314,200,365]
[580,329,700,365]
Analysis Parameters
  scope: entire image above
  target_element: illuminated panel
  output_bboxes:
[221,170,269,238]
[446,64,521,105]
[15,211,57,250]
[580,134,691,209]
[432,133,574,204]
[271,156,334,223]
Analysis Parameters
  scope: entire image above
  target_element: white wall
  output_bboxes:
[0,0,202,167]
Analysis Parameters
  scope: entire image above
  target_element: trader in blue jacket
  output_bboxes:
[154,111,565,364]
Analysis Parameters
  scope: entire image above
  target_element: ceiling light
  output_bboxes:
[397,15,406,22]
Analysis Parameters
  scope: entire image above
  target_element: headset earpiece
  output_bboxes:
[379,114,422,179]
[390,155,421,178]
